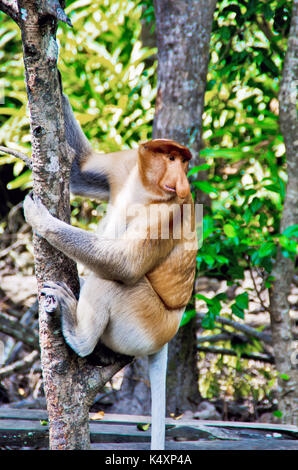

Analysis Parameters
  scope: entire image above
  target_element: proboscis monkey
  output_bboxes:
[23,94,197,450]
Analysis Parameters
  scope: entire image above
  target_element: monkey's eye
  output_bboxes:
[183,159,188,163]
[169,155,175,161]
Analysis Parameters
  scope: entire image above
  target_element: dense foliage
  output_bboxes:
[184,0,297,329]
[0,0,156,183]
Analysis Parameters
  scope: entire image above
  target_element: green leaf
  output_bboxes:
[214,292,227,301]
[282,225,298,238]
[231,303,244,319]
[201,313,215,330]
[249,198,262,214]
[259,213,268,228]
[217,255,229,264]
[258,242,276,258]
[203,254,215,266]
[209,301,222,317]
[188,164,210,177]
[203,216,215,238]
[200,148,245,160]
[7,170,32,190]
[265,275,275,288]
[193,181,217,194]
[235,292,248,310]
[251,251,261,266]
[279,373,290,381]
[195,294,213,305]
[243,208,252,224]
[264,184,280,193]
[273,410,283,418]
[137,422,151,431]
[243,189,257,197]
[223,223,237,238]
[180,309,196,327]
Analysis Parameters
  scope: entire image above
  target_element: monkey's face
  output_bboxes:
[139,139,192,200]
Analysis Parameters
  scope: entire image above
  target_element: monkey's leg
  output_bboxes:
[41,279,110,357]
[148,343,168,450]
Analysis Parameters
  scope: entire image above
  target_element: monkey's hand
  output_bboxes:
[41,281,77,315]
[23,193,53,238]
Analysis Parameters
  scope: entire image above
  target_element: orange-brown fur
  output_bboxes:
[24,138,197,356]
[23,79,198,454]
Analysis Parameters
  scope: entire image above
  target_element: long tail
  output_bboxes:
[148,343,168,450]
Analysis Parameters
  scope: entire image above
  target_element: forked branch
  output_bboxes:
[0,0,20,25]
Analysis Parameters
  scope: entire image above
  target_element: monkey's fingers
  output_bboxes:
[41,281,77,315]
[41,289,59,314]
[42,281,77,300]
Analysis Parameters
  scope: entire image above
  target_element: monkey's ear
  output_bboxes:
[140,139,192,161]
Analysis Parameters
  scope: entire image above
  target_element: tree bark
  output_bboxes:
[153,0,216,207]
[0,0,130,449]
[0,0,20,25]
[152,0,217,414]
[269,1,298,425]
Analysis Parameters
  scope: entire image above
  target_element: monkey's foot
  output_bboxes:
[41,281,77,315]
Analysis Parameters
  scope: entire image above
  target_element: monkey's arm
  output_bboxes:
[24,194,171,284]
[62,94,110,201]
[63,94,137,202]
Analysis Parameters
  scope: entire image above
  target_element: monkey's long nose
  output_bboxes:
[176,173,190,199]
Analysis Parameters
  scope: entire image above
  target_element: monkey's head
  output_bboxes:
[138,139,192,200]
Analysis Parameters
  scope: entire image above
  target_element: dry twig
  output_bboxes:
[0,146,32,170]
[197,312,272,343]
[0,350,39,378]
[197,345,274,364]
[0,311,39,349]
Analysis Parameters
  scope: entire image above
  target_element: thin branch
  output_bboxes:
[0,311,39,349]
[0,146,32,169]
[0,239,25,259]
[5,300,38,365]
[40,0,72,27]
[0,0,20,25]
[197,331,254,345]
[248,264,273,315]
[0,350,39,378]
[197,345,274,364]
[254,14,284,57]
[197,312,272,344]
[0,0,73,28]
[197,333,231,344]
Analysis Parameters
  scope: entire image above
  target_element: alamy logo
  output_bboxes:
[97,202,203,250]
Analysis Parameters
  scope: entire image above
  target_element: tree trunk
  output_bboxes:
[109,358,152,416]
[153,0,216,206]
[270,0,298,426]
[2,0,130,449]
[152,0,217,414]
[111,0,216,417]
[166,314,200,414]
[269,1,298,426]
